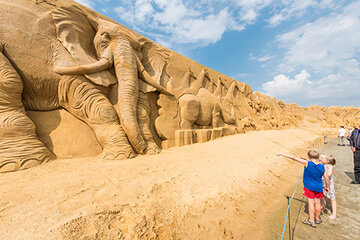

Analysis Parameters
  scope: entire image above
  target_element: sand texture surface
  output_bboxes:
[0,129,326,240]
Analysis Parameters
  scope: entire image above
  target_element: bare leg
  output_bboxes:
[0,49,52,172]
[321,198,326,212]
[308,199,315,223]
[315,198,322,221]
[137,92,160,154]
[58,76,135,160]
[329,199,337,219]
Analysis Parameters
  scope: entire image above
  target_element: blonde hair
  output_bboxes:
[307,149,319,159]
[327,155,336,165]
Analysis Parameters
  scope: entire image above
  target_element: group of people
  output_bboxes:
[275,124,360,228]
[338,125,360,184]
[277,150,336,228]
[348,125,360,184]
[337,126,354,146]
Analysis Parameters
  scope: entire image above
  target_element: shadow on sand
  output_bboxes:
[345,171,355,181]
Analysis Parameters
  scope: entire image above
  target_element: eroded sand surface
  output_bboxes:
[0,129,326,240]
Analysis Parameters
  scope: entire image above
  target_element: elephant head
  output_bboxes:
[222,106,236,125]
[52,6,172,154]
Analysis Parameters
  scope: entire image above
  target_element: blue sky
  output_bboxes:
[77,0,360,107]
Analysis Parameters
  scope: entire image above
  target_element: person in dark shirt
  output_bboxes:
[350,126,360,184]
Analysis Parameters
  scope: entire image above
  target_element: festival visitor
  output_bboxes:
[320,154,337,219]
[349,126,360,184]
[346,127,353,145]
[276,150,329,228]
[338,126,347,146]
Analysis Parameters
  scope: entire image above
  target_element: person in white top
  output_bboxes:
[346,127,353,146]
[338,126,347,146]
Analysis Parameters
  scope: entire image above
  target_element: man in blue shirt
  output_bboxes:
[350,126,360,184]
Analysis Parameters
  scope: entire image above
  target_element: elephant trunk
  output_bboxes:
[112,38,146,154]
[222,106,236,125]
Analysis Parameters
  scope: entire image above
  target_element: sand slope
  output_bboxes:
[0,129,328,240]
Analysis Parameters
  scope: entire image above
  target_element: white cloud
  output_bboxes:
[75,0,95,8]
[234,73,248,79]
[241,9,257,22]
[112,0,275,48]
[234,0,273,9]
[258,55,275,62]
[249,53,275,63]
[134,0,154,23]
[263,69,312,97]
[277,1,360,73]
[263,59,360,106]
[268,13,285,26]
[267,0,339,27]
[111,0,344,48]
[262,1,360,106]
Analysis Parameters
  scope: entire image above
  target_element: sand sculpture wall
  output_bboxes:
[0,0,359,173]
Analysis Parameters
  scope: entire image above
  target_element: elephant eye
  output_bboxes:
[100,32,111,41]
[100,43,107,49]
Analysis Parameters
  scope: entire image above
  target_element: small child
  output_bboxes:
[320,154,337,219]
[276,149,330,228]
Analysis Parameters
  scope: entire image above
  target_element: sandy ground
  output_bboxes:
[0,129,326,240]
[278,139,360,240]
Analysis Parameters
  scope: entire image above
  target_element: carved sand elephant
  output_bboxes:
[0,2,168,172]
[52,6,172,155]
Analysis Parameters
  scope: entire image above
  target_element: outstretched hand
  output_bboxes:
[275,152,308,165]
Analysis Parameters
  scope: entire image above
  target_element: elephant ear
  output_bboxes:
[52,5,117,86]
[138,39,170,93]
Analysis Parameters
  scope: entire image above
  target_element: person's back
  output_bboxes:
[338,126,346,146]
[350,127,360,184]
[304,161,325,192]
[350,128,360,149]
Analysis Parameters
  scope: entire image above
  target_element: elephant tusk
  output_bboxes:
[54,58,112,75]
[136,57,174,96]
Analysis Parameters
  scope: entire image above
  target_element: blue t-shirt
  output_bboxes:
[303,161,325,192]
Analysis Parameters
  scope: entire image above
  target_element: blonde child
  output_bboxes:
[276,149,330,228]
[320,154,337,219]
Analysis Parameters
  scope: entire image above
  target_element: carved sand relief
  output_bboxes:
[155,67,244,148]
[0,2,172,172]
[1,0,359,172]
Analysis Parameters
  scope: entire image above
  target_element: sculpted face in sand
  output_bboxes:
[53,7,173,156]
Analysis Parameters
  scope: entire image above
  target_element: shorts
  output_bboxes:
[303,188,324,199]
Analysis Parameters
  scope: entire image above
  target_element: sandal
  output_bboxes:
[315,218,322,224]
[302,219,316,228]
